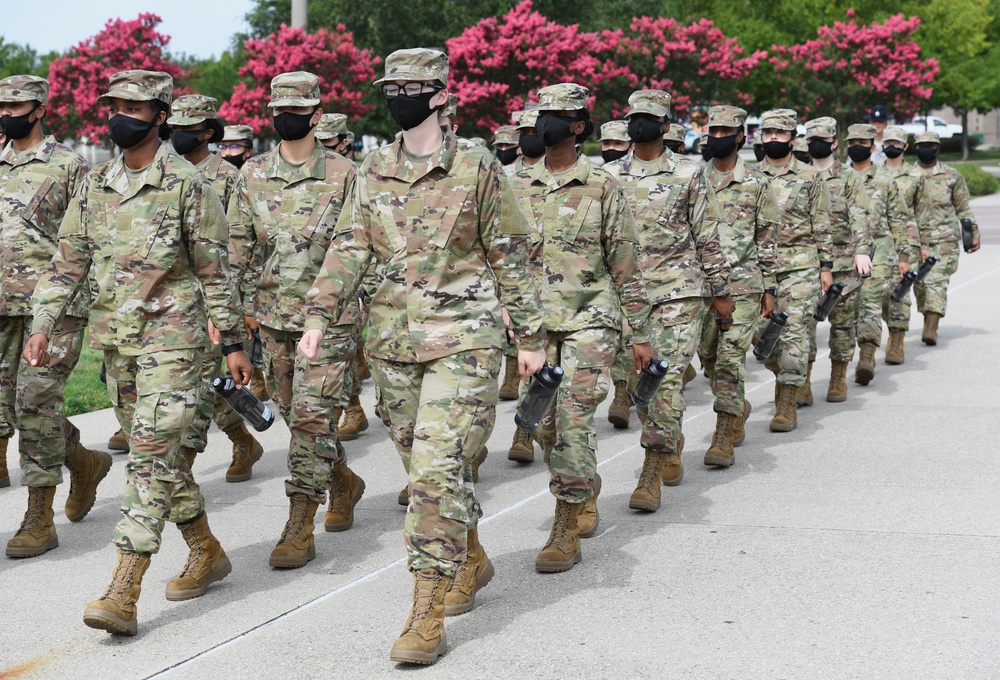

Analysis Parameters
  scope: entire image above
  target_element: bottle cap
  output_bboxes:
[212,376,237,397]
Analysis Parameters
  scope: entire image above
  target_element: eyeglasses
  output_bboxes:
[218,143,250,151]
[883,141,904,149]
[381,82,443,100]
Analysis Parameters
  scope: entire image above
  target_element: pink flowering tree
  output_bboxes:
[219,24,378,138]
[767,12,939,129]
[46,13,186,144]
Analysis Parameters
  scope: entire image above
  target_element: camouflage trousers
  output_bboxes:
[697,295,761,417]
[0,315,85,487]
[632,300,704,452]
[259,325,354,505]
[882,287,911,332]
[766,268,821,387]
[370,349,500,576]
[610,322,635,384]
[106,347,205,555]
[914,242,960,318]
[181,347,244,453]
[807,271,862,364]
[346,324,364,401]
[857,264,893,347]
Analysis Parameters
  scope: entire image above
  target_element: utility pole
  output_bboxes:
[292,0,307,29]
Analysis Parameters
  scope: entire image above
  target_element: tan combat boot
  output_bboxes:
[498,359,519,401]
[661,433,685,486]
[65,443,113,522]
[607,380,631,429]
[855,343,877,385]
[629,450,665,511]
[681,363,696,389]
[165,513,232,601]
[6,486,58,557]
[224,422,264,483]
[797,361,814,406]
[398,484,410,507]
[444,528,494,616]
[535,499,583,572]
[827,360,849,403]
[269,494,319,568]
[248,367,269,402]
[507,426,535,463]
[390,569,452,665]
[769,383,798,432]
[730,400,752,447]
[885,329,905,365]
[107,428,129,452]
[922,312,941,345]
[324,463,366,532]
[338,395,369,441]
[704,412,735,467]
[83,549,151,635]
[0,438,10,488]
[471,446,487,483]
[578,473,601,539]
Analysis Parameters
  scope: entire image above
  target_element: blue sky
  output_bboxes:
[3,0,257,59]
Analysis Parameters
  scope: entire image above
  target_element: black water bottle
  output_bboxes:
[631,359,670,408]
[213,376,275,432]
[961,218,975,252]
[861,246,876,278]
[752,311,789,360]
[813,281,845,321]
[249,330,265,369]
[914,255,939,284]
[890,271,919,303]
[514,365,564,432]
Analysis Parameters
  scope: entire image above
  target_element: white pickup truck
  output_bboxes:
[897,116,964,139]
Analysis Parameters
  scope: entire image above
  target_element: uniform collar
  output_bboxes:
[382,129,458,183]
[707,156,748,191]
[264,139,328,185]
[0,134,56,167]
[616,148,677,178]
[760,155,806,177]
[528,154,591,191]
[198,151,225,181]
[103,142,171,199]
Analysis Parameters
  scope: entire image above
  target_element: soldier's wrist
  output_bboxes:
[820,261,833,271]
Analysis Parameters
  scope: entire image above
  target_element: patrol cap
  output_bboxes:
[516,109,540,130]
[0,75,49,105]
[870,104,889,122]
[664,123,686,144]
[167,94,219,125]
[535,83,590,112]
[707,105,746,129]
[441,93,459,120]
[845,123,876,141]
[760,108,797,132]
[222,125,254,143]
[510,110,524,125]
[374,48,449,86]
[315,113,348,140]
[97,70,173,107]
[793,138,808,153]
[493,125,519,146]
[700,132,708,145]
[882,126,908,144]
[599,120,630,143]
[805,116,837,139]
[268,71,321,108]
[345,131,355,144]
[625,89,671,119]
[915,131,940,145]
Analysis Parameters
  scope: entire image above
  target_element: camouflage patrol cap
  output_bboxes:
[915,131,940,145]
[708,105,747,129]
[882,126,908,144]
[97,70,173,107]
[535,83,590,112]
[511,110,524,125]
[664,123,686,144]
[374,48,449,86]
[625,90,671,119]
[516,109,540,130]
[599,120,630,143]
[761,108,798,132]
[221,125,254,143]
[167,94,219,125]
[441,93,459,120]
[805,116,837,139]
[0,75,49,105]
[845,123,876,141]
[751,129,762,146]
[793,138,808,154]
[345,131,355,144]
[493,125,519,146]
[700,132,708,145]
[315,113,348,140]
[268,71,321,108]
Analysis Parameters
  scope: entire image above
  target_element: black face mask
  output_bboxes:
[273,111,316,141]
[808,139,834,159]
[763,140,792,160]
[223,154,247,170]
[883,146,904,159]
[602,149,628,164]
[754,147,767,162]
[109,114,158,149]
[171,129,206,156]
[706,133,739,159]
[794,153,812,165]
[0,107,38,140]
[519,134,544,159]
[701,147,713,161]
[627,117,663,144]
[387,91,440,131]
[536,114,578,147]
[847,145,872,162]
[916,147,938,163]
[496,147,518,165]
[665,142,683,154]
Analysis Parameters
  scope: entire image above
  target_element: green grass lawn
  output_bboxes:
[63,335,111,417]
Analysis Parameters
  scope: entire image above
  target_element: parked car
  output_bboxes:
[898,116,963,139]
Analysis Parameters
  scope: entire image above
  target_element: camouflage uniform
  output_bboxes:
[228,73,359,505]
[0,76,90,487]
[758,110,833,388]
[664,124,686,153]
[304,50,545,576]
[493,124,522,383]
[603,91,727,461]
[509,109,542,177]
[31,71,245,554]
[698,106,778,418]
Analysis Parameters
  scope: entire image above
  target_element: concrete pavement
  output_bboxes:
[1,196,998,679]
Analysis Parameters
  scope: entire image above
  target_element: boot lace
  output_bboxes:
[779,385,797,415]
[17,489,46,534]
[710,416,731,451]
[404,571,443,633]
[328,467,350,515]
[102,551,141,601]
[546,501,573,545]
[280,498,311,542]
[638,454,663,490]
[177,521,206,578]
[514,427,532,447]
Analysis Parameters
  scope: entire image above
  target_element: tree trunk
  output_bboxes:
[961,109,970,161]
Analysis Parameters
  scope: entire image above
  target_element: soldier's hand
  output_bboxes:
[23,333,50,367]
[225,350,253,388]
[820,271,833,293]
[760,292,775,318]
[298,329,323,361]
[632,342,653,373]
[243,315,260,337]
[711,295,735,332]
[898,261,910,277]
[920,248,930,262]
[970,235,981,253]
[854,254,872,277]
[207,318,222,345]
[518,348,546,382]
